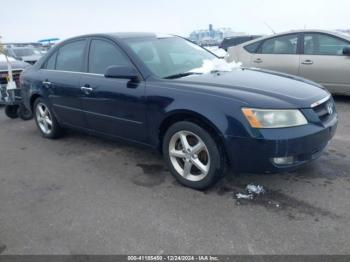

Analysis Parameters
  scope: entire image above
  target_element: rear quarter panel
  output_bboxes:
[227,46,252,66]
[21,68,46,110]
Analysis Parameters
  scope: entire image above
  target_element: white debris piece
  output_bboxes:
[236,193,253,200]
[204,46,228,58]
[189,58,241,74]
[235,184,266,201]
[246,184,265,195]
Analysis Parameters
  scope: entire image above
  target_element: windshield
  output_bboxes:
[13,48,37,57]
[124,36,240,78]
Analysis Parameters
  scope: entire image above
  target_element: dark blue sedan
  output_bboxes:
[21,33,338,189]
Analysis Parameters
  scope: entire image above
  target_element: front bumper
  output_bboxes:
[225,115,337,173]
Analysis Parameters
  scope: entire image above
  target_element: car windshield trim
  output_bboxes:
[164,72,203,79]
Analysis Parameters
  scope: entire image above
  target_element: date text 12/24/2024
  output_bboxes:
[127,255,220,261]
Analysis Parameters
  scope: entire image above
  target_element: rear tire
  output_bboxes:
[163,121,225,190]
[17,104,33,120]
[5,105,19,119]
[34,98,63,139]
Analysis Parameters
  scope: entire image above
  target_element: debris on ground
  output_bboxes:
[236,193,253,200]
[235,184,265,200]
[246,184,265,195]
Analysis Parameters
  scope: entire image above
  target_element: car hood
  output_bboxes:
[168,68,329,108]
[0,60,30,72]
[21,55,41,61]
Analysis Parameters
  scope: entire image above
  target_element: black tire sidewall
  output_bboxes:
[163,121,224,190]
[33,98,61,139]
[18,104,33,120]
[5,105,19,119]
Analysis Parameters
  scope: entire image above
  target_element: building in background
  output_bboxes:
[189,24,245,46]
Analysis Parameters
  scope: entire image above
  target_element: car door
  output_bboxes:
[41,39,88,128]
[251,33,300,76]
[80,38,147,142]
[299,33,350,94]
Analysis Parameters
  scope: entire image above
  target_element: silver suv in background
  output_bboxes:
[5,46,43,65]
[227,30,350,95]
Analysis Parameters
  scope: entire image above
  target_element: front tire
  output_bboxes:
[34,98,62,139]
[163,121,225,190]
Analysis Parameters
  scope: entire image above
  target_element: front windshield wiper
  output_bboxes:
[164,72,202,79]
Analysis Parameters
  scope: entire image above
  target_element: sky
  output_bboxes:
[1,0,350,42]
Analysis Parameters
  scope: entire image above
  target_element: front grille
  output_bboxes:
[312,98,335,124]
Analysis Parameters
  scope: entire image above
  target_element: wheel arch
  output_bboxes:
[158,110,228,161]
[29,93,42,111]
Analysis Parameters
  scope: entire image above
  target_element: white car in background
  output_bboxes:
[227,30,350,95]
[5,46,42,65]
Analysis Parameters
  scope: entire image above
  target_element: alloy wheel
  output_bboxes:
[36,103,53,135]
[168,130,210,182]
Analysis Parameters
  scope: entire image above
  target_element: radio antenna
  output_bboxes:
[264,22,276,34]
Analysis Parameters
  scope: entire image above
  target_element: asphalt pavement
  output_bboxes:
[0,96,350,254]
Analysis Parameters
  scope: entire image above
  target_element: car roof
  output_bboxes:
[61,32,175,42]
[51,32,177,48]
[236,29,350,48]
[110,32,166,39]
[223,35,258,40]
[275,29,350,39]
[10,46,34,49]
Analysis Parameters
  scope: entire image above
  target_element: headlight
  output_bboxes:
[242,108,308,128]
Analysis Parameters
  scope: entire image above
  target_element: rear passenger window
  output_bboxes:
[88,39,130,74]
[244,41,261,53]
[44,52,57,70]
[261,34,298,54]
[56,40,86,72]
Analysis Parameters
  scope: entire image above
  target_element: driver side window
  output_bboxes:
[88,39,131,74]
[44,52,57,70]
[304,33,350,56]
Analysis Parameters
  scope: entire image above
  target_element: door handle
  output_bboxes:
[253,58,263,63]
[42,80,52,87]
[301,60,313,65]
[80,86,94,94]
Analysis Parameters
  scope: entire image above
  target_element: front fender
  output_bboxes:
[145,83,251,147]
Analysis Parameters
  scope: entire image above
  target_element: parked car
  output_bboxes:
[219,35,262,51]
[0,54,31,117]
[21,33,337,189]
[0,54,29,90]
[227,30,350,95]
[5,46,42,65]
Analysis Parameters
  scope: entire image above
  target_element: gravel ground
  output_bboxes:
[0,96,349,255]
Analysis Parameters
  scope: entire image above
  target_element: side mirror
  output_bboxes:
[104,65,139,80]
[343,47,350,56]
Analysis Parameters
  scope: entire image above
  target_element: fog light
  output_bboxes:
[272,156,294,165]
